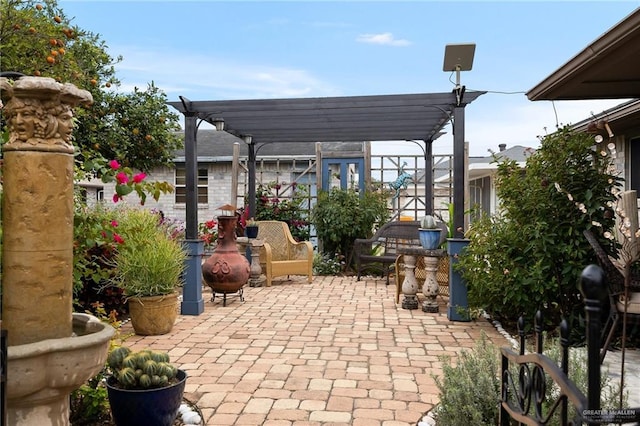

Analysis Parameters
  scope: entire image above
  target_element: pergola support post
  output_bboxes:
[181,112,204,316]
[452,104,465,238]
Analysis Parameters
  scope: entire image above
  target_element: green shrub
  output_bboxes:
[457,126,621,330]
[311,186,389,262]
[432,333,501,425]
[432,331,626,426]
[253,182,310,242]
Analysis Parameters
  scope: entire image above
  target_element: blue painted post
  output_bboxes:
[447,238,470,321]
[181,240,205,315]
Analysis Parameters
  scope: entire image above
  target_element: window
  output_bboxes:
[175,164,208,204]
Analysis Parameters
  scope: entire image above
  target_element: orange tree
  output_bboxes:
[1,0,181,318]
[0,0,183,174]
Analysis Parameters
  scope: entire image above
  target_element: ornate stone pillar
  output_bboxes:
[1,76,114,426]
[1,77,90,346]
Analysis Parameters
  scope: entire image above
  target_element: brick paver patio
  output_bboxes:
[121,275,511,425]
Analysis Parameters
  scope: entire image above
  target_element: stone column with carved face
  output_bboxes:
[1,76,92,346]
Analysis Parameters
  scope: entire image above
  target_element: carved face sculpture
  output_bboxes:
[10,102,38,142]
[56,109,74,143]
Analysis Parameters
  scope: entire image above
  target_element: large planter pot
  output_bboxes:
[106,369,187,426]
[419,228,442,250]
[447,238,470,322]
[128,293,179,335]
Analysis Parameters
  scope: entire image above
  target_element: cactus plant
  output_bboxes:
[107,347,180,390]
[420,215,437,229]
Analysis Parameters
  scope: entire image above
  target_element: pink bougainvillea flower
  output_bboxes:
[116,172,129,184]
[205,220,216,229]
[108,160,121,170]
[113,193,122,203]
[132,172,147,183]
[111,220,118,227]
[100,230,107,238]
[113,233,124,244]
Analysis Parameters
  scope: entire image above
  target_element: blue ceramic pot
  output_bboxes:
[106,369,187,426]
[419,228,442,250]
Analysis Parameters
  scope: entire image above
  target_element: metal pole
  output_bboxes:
[580,264,606,417]
[247,139,257,219]
[425,139,434,215]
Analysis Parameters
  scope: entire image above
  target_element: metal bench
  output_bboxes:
[353,220,423,285]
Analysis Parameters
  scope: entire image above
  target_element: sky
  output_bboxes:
[59,0,639,158]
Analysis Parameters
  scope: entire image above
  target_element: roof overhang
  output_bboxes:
[527,7,640,101]
[168,91,484,144]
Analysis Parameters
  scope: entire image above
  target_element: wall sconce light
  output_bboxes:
[242,135,253,144]
[213,118,225,132]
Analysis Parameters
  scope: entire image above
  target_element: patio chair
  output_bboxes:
[256,220,313,287]
[583,229,640,363]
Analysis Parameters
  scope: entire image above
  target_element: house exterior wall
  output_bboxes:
[99,159,316,224]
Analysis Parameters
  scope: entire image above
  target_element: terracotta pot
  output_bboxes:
[128,293,179,335]
[202,215,250,294]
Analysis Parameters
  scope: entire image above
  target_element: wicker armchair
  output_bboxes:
[583,229,640,363]
[256,221,313,287]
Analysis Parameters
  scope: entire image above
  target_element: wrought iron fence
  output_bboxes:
[499,265,640,425]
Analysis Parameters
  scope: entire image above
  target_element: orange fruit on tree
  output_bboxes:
[51,50,58,56]
[35,4,43,10]
[105,82,111,88]
[50,38,57,46]
[58,47,65,55]
[46,56,55,64]
[145,134,153,141]
[90,79,97,86]
[34,70,41,76]
[54,16,62,23]
[28,27,37,34]
[132,128,140,135]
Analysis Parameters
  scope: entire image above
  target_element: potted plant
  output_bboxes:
[112,208,188,335]
[244,217,259,239]
[418,215,442,250]
[105,346,187,426]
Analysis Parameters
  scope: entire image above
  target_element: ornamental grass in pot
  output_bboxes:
[112,208,188,335]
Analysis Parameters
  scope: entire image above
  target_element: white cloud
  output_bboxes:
[356,32,411,47]
[107,44,342,100]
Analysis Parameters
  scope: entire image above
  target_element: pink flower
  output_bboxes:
[108,160,121,170]
[132,172,146,183]
[111,220,118,227]
[113,233,124,244]
[116,172,129,184]
[112,193,121,203]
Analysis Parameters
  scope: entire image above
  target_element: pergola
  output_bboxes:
[169,89,484,315]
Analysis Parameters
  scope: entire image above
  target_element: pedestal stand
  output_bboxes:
[397,247,445,312]
[249,239,266,287]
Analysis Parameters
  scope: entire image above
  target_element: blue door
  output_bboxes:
[321,158,365,193]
